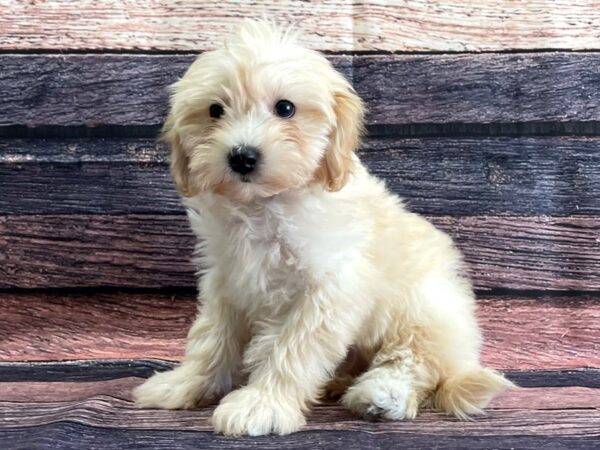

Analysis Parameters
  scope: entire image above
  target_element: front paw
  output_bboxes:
[212,387,305,436]
[133,365,214,410]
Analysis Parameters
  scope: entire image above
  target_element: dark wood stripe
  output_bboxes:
[0,360,176,382]
[4,122,600,140]
[1,215,597,290]
[1,359,598,388]
[2,422,599,450]
[4,1,599,52]
[1,136,599,215]
[507,370,600,389]
[2,54,600,127]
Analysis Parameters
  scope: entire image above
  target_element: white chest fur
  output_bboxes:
[183,185,373,312]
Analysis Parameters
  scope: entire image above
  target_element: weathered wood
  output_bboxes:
[1,215,597,290]
[2,53,600,127]
[477,297,600,370]
[0,215,196,289]
[0,359,177,382]
[2,1,600,52]
[3,422,599,450]
[435,216,600,291]
[508,369,600,389]
[0,378,144,402]
[2,379,598,410]
[0,292,194,361]
[1,136,599,216]
[2,359,598,388]
[0,396,598,437]
[1,292,598,371]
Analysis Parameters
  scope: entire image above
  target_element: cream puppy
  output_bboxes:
[134,20,513,436]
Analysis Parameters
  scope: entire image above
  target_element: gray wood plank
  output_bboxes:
[2,53,600,126]
[1,215,597,290]
[2,422,598,450]
[1,136,598,215]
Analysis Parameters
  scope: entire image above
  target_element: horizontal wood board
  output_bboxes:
[2,422,598,450]
[1,136,599,216]
[2,359,598,388]
[2,1,600,52]
[1,394,599,435]
[4,380,600,409]
[2,215,597,291]
[0,383,598,450]
[1,292,598,371]
[2,53,600,127]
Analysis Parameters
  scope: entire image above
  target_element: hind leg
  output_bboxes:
[341,343,436,420]
[343,272,512,420]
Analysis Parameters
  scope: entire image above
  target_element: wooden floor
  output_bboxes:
[1,291,598,449]
[1,362,599,449]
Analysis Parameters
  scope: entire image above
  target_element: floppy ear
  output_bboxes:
[162,113,195,197]
[319,85,365,191]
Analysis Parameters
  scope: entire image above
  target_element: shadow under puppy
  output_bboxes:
[134,19,513,436]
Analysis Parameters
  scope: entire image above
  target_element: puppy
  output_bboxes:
[134,20,513,436]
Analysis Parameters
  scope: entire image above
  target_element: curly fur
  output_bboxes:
[133,19,513,436]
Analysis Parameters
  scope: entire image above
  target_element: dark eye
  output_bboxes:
[274,100,295,119]
[209,103,224,119]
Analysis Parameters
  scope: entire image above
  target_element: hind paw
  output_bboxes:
[341,368,419,421]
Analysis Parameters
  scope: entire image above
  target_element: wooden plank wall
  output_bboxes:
[0,2,599,448]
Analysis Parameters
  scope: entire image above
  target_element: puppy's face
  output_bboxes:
[165,21,364,202]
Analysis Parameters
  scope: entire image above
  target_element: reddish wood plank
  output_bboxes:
[0,378,142,402]
[2,1,599,51]
[1,215,597,291]
[478,298,600,370]
[0,396,598,436]
[1,379,598,410]
[0,292,598,371]
[0,292,193,361]
[2,54,600,127]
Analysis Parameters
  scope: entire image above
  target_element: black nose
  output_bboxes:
[228,145,260,175]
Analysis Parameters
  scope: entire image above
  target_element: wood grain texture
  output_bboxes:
[2,1,600,52]
[1,292,598,371]
[2,136,599,215]
[0,359,177,382]
[0,215,195,289]
[2,53,600,127]
[2,422,599,450]
[0,397,598,437]
[2,359,598,387]
[2,215,597,290]
[2,378,599,410]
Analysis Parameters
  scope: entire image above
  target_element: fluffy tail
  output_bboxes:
[433,367,514,419]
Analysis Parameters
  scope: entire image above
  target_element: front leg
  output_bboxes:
[134,273,247,409]
[212,283,368,436]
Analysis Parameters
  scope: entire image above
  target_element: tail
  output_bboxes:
[433,367,515,419]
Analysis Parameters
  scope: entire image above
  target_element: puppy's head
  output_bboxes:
[164,20,364,202]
